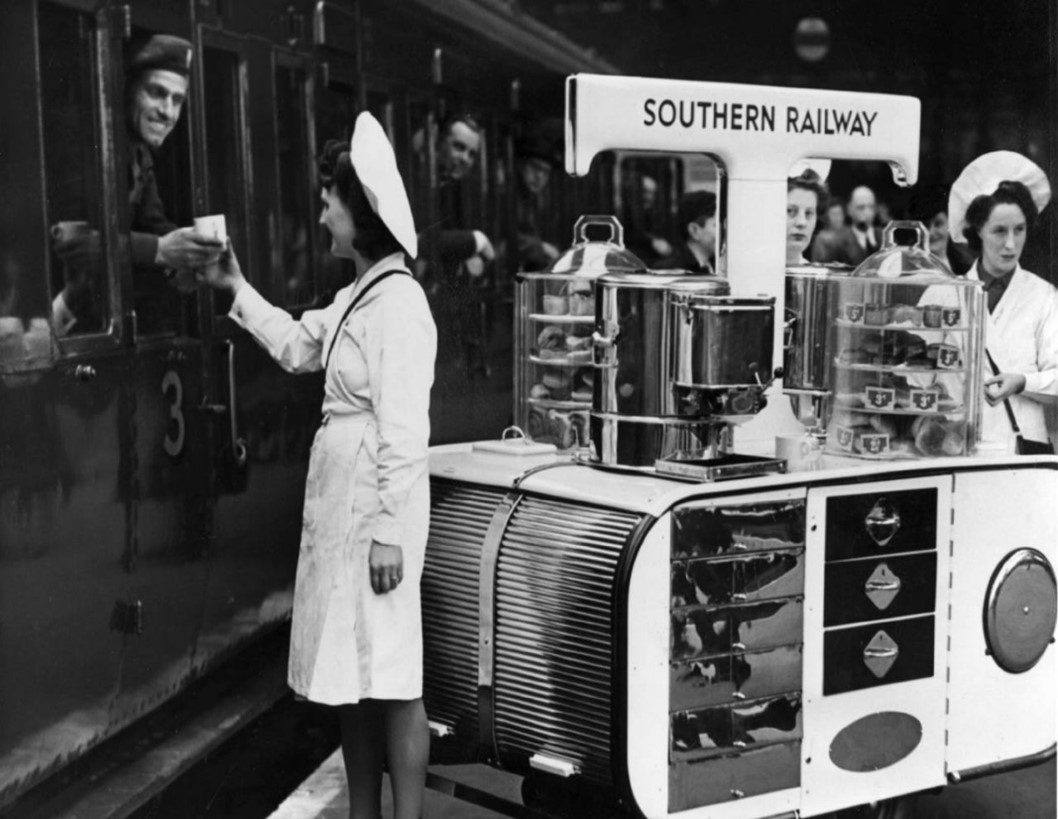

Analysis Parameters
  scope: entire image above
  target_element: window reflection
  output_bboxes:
[40,2,107,340]
[203,45,246,316]
[275,63,313,307]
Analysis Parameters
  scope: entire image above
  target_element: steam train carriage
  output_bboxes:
[0,0,617,809]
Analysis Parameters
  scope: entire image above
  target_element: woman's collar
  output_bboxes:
[353,252,408,290]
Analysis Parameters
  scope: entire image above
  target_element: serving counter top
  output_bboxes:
[428,441,1038,517]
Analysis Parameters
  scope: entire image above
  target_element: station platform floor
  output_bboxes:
[267,751,1056,819]
[267,753,516,818]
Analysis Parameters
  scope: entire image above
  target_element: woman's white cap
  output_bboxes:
[350,112,417,258]
[948,150,1051,244]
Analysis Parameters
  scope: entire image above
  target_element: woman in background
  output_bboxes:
[786,169,829,266]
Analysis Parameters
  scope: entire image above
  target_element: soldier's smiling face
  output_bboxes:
[128,69,188,149]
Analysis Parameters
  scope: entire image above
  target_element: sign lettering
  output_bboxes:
[642,97,879,137]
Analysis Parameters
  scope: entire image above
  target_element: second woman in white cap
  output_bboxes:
[205,112,436,818]
[948,151,1058,453]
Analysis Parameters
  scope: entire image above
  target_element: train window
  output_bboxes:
[126,24,196,338]
[38,2,109,341]
[365,87,395,143]
[202,44,249,317]
[315,77,357,298]
[274,62,313,307]
[406,95,433,237]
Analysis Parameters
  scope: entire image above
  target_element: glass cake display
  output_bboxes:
[513,215,647,450]
[825,221,985,459]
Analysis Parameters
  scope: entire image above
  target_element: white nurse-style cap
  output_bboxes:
[948,150,1051,244]
[350,111,418,258]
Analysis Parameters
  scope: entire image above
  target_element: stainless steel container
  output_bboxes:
[783,265,836,394]
[670,293,775,392]
[591,272,775,466]
[593,273,728,417]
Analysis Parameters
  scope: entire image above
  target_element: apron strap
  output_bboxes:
[323,269,408,370]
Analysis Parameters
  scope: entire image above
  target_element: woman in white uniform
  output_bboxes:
[205,112,437,819]
[948,152,1058,453]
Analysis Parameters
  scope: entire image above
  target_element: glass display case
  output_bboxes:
[825,222,985,459]
[513,215,646,450]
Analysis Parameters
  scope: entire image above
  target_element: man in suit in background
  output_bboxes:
[811,185,881,266]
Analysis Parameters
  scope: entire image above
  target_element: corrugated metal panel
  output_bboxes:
[422,481,507,744]
[493,497,642,785]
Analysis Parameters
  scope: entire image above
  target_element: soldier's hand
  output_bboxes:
[169,267,201,294]
[156,227,225,269]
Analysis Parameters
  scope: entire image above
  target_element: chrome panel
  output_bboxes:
[672,499,806,558]
[422,481,509,746]
[672,598,803,658]
[672,550,805,607]
[671,645,803,711]
[671,694,802,761]
[493,496,642,786]
[669,741,801,813]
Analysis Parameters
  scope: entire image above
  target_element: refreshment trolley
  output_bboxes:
[420,76,1057,819]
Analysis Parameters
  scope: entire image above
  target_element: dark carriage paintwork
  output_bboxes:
[0,0,617,809]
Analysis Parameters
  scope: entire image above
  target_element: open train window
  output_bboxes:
[201,38,250,318]
[274,57,314,308]
[38,2,110,343]
[125,24,196,338]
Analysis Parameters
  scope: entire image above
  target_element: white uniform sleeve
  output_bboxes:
[364,280,437,546]
[229,282,327,373]
[1024,282,1058,403]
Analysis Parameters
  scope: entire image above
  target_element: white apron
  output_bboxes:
[290,413,430,704]
[229,255,436,705]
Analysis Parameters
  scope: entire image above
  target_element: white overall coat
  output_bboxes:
[968,263,1058,450]
[230,254,437,704]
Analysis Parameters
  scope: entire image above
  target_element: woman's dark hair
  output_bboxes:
[787,169,829,205]
[962,179,1037,253]
[318,139,403,261]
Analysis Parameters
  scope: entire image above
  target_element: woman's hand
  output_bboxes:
[984,372,1027,405]
[369,540,404,594]
[201,240,246,295]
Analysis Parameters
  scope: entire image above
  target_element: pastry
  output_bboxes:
[537,325,566,350]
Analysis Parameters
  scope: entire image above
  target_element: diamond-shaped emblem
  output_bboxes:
[864,498,901,547]
[863,630,899,679]
[864,562,902,610]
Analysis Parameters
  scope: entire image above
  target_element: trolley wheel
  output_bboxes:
[520,772,573,815]
[520,772,627,818]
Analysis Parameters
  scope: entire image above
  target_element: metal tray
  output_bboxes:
[654,453,787,482]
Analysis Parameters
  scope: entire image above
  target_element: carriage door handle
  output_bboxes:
[224,339,248,467]
[198,341,247,466]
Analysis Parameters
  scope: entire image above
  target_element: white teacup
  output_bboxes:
[194,214,228,243]
[776,433,823,471]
